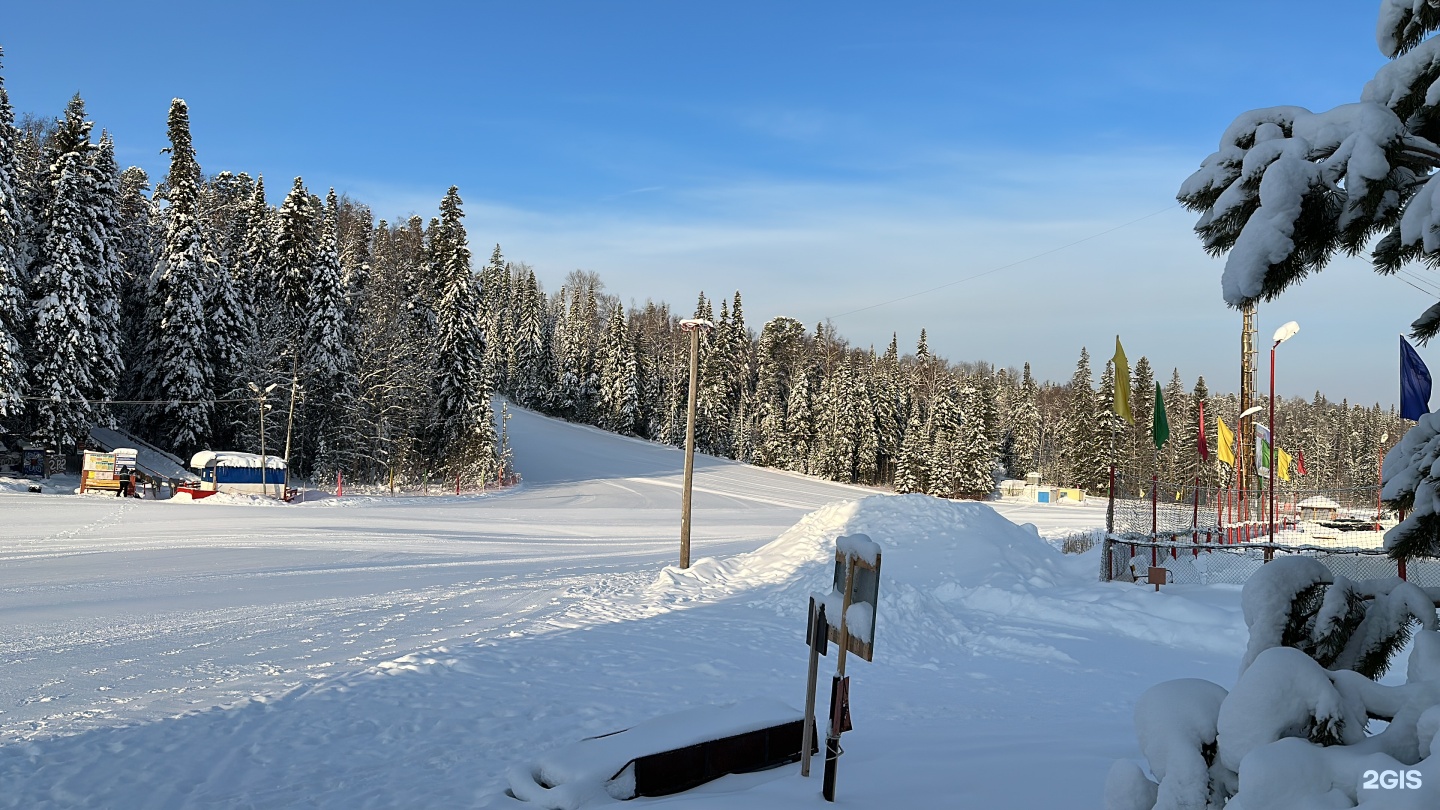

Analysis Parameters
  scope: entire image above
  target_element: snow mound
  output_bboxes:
[506,698,801,809]
[643,494,1082,662]
[167,491,290,507]
[654,493,1066,599]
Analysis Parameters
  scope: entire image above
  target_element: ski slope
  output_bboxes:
[1,405,1248,808]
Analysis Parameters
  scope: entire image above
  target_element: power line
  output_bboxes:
[21,396,256,405]
[1393,268,1440,298]
[827,203,1182,320]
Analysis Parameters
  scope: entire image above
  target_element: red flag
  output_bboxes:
[1297,450,1308,476]
[1197,400,1209,462]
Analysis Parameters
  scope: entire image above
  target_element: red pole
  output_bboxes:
[337,470,343,497]
[1193,476,1201,557]
[1106,463,1116,535]
[1399,506,1408,581]
[1191,475,1200,542]
[1266,343,1277,561]
[456,474,461,496]
[1151,473,1158,568]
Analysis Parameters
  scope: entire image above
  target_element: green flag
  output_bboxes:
[1153,382,1169,449]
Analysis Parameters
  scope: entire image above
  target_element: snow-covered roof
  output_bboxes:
[1296,495,1342,509]
[190,451,286,470]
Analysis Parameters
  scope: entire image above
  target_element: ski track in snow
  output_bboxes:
[0,404,1247,808]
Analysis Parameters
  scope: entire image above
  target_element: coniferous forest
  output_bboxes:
[0,61,1409,494]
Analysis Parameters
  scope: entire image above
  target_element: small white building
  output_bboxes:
[1297,495,1342,522]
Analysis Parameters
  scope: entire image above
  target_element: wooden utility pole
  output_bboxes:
[282,354,301,494]
[678,318,713,569]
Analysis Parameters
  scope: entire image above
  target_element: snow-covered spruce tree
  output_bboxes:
[27,95,101,452]
[144,99,213,457]
[509,267,552,410]
[953,382,997,499]
[894,398,928,494]
[0,52,26,432]
[1159,369,1190,486]
[352,217,430,484]
[200,174,255,450]
[1106,556,1440,810]
[481,244,509,395]
[752,316,808,469]
[1061,347,1101,491]
[925,384,960,498]
[810,360,856,482]
[1096,359,1128,488]
[85,133,125,428]
[1185,377,1220,489]
[873,337,903,482]
[1383,407,1440,558]
[696,297,733,456]
[429,186,497,482]
[1010,363,1041,477]
[113,167,156,408]
[303,189,360,482]
[598,302,640,435]
[221,176,279,452]
[783,366,814,474]
[1128,356,1157,485]
[1178,1,1440,341]
[273,176,316,336]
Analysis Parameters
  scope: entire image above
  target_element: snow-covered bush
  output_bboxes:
[1106,556,1440,809]
[1382,411,1440,560]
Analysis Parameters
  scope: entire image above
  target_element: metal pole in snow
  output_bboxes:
[822,558,855,802]
[801,599,826,777]
[283,354,300,495]
[678,318,712,569]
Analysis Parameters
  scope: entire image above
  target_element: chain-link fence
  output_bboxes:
[1109,473,1393,551]
[1100,537,1440,588]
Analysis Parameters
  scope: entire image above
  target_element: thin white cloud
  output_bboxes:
[345,148,1421,406]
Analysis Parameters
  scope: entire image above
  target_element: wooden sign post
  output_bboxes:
[799,534,882,803]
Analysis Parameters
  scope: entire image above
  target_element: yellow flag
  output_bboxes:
[1216,418,1236,467]
[1112,336,1133,423]
[1277,447,1293,482]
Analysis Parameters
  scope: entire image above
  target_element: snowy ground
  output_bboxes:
[1,406,1252,808]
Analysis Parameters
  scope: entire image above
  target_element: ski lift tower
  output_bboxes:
[1236,303,1259,522]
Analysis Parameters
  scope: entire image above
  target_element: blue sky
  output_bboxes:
[3,1,1425,406]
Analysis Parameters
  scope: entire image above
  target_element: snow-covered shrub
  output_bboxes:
[1383,411,1440,560]
[1107,556,1440,809]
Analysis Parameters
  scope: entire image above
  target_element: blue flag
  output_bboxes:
[1402,336,1432,421]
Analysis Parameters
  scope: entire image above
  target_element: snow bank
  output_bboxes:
[641,494,1245,666]
[166,490,289,507]
[507,698,801,809]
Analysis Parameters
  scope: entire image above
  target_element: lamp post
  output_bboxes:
[678,317,714,569]
[247,382,279,497]
[1269,321,1300,542]
[1237,404,1264,527]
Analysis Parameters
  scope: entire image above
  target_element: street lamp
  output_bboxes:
[1269,321,1299,543]
[247,382,279,497]
[678,317,714,569]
